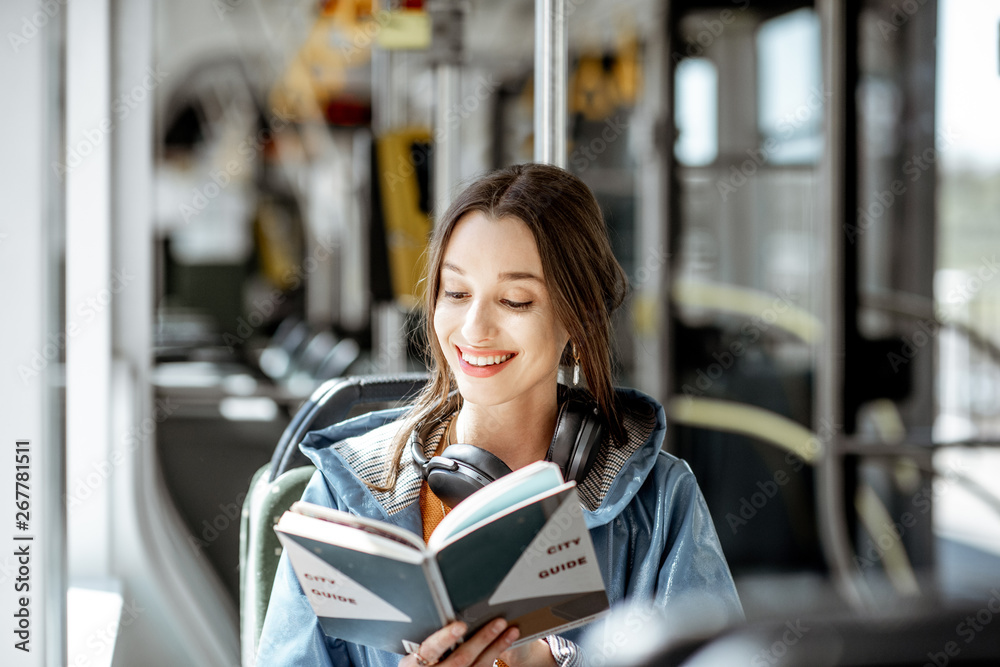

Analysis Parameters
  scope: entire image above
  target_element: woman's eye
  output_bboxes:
[443,291,468,301]
[502,299,533,310]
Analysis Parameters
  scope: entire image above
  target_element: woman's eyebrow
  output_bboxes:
[497,271,544,284]
[442,262,543,284]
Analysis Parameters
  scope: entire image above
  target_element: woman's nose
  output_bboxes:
[461,298,497,343]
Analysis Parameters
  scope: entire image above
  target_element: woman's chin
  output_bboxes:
[454,379,504,404]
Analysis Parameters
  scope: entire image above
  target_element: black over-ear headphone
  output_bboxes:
[410,388,604,508]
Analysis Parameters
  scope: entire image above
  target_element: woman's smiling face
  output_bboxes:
[433,211,569,409]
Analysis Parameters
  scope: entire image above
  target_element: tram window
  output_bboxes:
[756,7,823,165]
[674,58,718,166]
[933,0,1000,569]
[932,0,1000,445]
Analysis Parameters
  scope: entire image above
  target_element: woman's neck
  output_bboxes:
[453,393,559,471]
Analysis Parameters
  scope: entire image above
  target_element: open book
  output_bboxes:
[274,461,609,655]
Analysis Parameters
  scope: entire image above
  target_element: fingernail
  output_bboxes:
[492,619,507,633]
[506,628,520,644]
[452,623,467,638]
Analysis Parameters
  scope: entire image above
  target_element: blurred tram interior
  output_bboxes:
[5,0,1000,665]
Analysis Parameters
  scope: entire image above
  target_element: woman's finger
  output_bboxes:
[443,618,519,667]
[404,622,467,666]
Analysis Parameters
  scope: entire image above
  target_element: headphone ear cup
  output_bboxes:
[425,444,513,508]
[547,399,604,484]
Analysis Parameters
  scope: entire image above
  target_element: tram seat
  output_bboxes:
[238,373,429,666]
[258,316,363,385]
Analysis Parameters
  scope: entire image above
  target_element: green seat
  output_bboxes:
[239,462,314,666]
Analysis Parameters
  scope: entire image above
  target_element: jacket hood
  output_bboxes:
[298,387,664,530]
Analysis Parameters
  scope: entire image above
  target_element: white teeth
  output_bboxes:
[462,351,512,366]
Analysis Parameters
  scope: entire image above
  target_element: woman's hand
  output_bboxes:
[401,619,519,667]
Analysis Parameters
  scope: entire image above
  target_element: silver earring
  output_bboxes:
[572,344,581,386]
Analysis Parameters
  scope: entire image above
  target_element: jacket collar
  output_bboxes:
[298,406,438,526]
[298,388,664,529]
[579,387,663,528]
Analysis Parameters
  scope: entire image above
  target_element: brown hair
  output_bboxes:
[372,163,629,491]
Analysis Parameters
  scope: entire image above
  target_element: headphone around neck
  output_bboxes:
[410,387,605,508]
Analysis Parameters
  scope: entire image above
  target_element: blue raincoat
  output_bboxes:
[256,388,742,666]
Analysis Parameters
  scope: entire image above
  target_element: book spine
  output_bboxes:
[423,554,455,625]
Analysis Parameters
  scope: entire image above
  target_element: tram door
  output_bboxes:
[666,0,939,603]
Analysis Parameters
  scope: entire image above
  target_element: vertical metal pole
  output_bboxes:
[371,8,407,373]
[534,0,567,167]
[817,0,866,610]
[636,6,672,405]
[434,63,459,222]
[429,0,464,222]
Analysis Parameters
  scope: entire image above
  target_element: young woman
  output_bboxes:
[256,163,742,666]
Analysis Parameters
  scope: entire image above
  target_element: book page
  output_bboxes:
[291,500,427,553]
[279,509,425,564]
